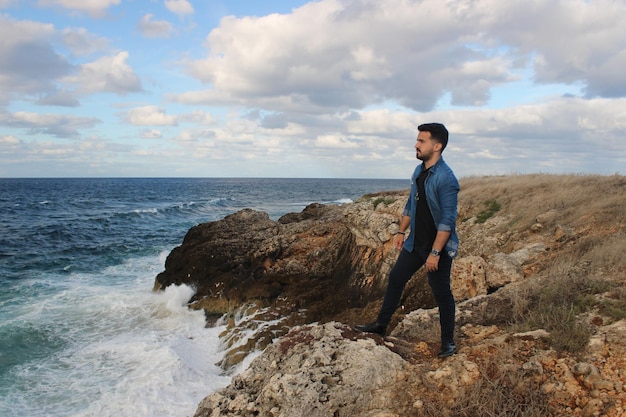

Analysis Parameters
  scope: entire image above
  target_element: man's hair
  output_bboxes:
[418,123,449,152]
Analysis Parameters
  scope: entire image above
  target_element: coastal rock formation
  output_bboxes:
[195,322,409,417]
[154,174,626,417]
[154,193,428,366]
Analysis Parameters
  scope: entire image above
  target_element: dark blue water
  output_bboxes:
[0,177,406,417]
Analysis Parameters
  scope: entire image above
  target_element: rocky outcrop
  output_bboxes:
[195,322,409,417]
[153,174,626,417]
[154,192,430,366]
[195,307,626,417]
[155,203,361,323]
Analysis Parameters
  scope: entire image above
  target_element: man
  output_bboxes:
[355,122,460,358]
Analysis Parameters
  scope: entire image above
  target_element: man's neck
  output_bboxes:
[423,153,441,169]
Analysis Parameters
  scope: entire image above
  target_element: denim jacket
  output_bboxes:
[402,157,460,258]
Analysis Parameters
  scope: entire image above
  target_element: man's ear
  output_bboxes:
[434,141,443,153]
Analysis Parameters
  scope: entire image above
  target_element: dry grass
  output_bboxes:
[457,174,626,354]
[419,341,552,417]
[458,174,626,232]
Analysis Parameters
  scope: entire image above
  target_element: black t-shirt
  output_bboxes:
[413,167,437,249]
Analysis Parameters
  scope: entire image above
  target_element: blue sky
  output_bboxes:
[1,0,625,178]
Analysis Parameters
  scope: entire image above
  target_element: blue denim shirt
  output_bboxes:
[402,157,460,258]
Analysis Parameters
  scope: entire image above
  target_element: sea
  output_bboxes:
[0,177,407,417]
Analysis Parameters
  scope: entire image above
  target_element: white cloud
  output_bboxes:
[349,46,391,81]
[469,0,626,98]
[314,134,358,149]
[127,106,177,126]
[178,109,216,125]
[184,0,626,114]
[37,0,121,17]
[137,14,174,38]
[164,0,194,17]
[62,51,142,95]
[174,128,216,143]
[0,134,21,145]
[0,111,100,138]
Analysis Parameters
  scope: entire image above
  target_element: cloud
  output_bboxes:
[127,105,177,126]
[0,15,115,107]
[62,51,142,95]
[314,134,358,149]
[174,128,216,143]
[137,14,174,38]
[164,0,194,17]
[140,129,163,139]
[463,0,626,98]
[61,27,109,55]
[0,135,21,146]
[37,0,122,18]
[178,109,216,125]
[185,0,517,113]
[183,0,626,115]
[0,111,100,138]
[37,90,81,107]
[0,15,71,104]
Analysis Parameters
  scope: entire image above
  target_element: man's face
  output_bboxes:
[415,131,437,161]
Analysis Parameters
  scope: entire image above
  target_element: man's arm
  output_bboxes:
[394,215,411,250]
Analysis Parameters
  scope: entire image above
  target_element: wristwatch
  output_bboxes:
[430,249,440,257]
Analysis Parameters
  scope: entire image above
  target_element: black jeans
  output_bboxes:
[376,247,455,344]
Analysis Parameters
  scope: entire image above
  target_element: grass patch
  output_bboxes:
[526,303,592,353]
[509,273,626,354]
[419,342,552,417]
[476,199,501,223]
[357,191,404,208]
[371,196,396,207]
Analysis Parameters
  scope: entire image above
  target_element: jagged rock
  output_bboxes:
[155,203,359,325]
[194,322,408,417]
[485,243,546,289]
[155,192,438,368]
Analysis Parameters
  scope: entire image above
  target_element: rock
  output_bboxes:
[194,322,407,417]
[512,329,551,341]
[485,243,546,289]
[555,224,575,242]
[581,398,604,417]
[451,255,488,300]
[155,194,438,369]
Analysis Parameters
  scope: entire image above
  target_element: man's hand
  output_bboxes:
[426,254,439,272]
[394,233,405,250]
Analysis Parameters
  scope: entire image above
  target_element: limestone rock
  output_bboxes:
[451,255,488,300]
[194,322,407,417]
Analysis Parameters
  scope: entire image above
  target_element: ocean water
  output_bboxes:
[0,177,407,417]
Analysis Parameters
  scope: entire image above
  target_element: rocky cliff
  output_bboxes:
[154,174,626,417]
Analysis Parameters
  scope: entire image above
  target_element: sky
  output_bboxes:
[0,0,625,179]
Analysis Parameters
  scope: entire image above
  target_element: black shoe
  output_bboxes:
[437,342,457,358]
[354,321,386,335]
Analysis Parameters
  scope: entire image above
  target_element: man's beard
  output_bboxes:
[416,150,431,161]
